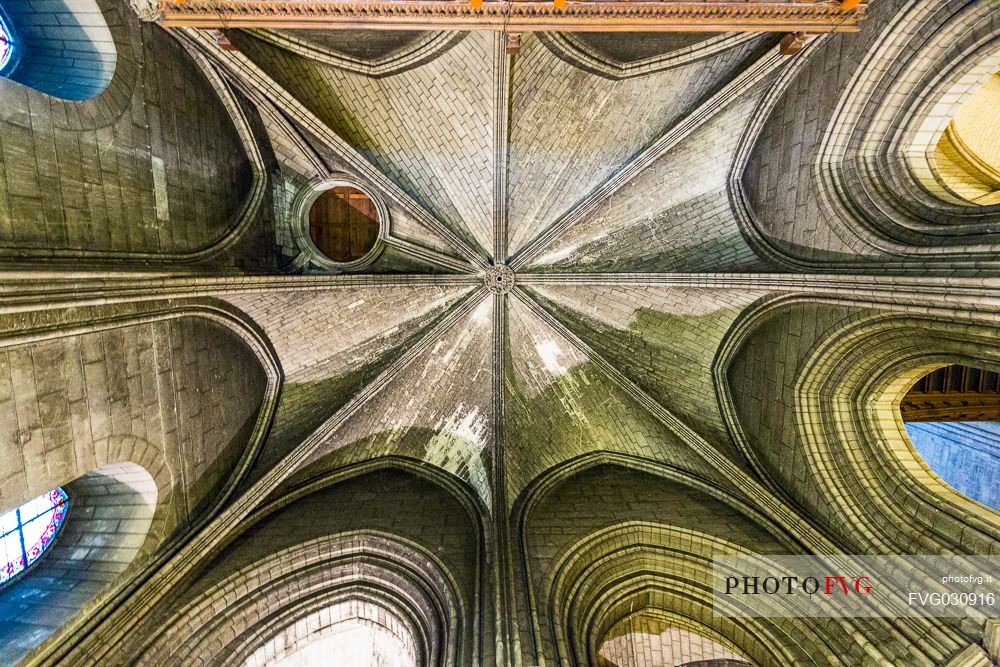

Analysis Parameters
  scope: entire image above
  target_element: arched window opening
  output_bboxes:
[0,463,155,665]
[901,364,1000,511]
[0,0,115,100]
[0,488,68,586]
[932,73,1000,206]
[264,619,415,667]
[0,12,13,73]
[243,600,418,667]
[598,614,750,667]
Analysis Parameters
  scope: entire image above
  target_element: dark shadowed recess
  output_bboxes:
[568,31,723,63]
[273,29,432,61]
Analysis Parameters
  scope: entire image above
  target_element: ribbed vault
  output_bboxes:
[3,0,1000,665]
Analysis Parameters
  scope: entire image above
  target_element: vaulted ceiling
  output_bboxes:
[1,0,1000,665]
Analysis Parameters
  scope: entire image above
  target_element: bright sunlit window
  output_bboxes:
[0,488,68,585]
[266,620,415,667]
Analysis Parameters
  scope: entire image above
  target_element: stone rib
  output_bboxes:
[491,291,520,665]
[511,286,838,553]
[384,236,475,273]
[178,28,489,270]
[510,47,786,271]
[494,34,512,263]
[0,273,480,314]
[518,272,1000,308]
[49,288,490,666]
[254,93,331,175]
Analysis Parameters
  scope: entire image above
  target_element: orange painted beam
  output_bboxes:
[157,0,867,33]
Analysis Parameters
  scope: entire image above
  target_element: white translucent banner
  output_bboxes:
[713,555,1000,618]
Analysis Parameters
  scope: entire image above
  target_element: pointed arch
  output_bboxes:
[0,461,156,664]
[512,459,939,666]
[125,461,489,667]
[720,296,1000,556]
[0,302,281,665]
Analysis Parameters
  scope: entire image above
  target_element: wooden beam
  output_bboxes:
[901,365,1000,422]
[899,395,1000,422]
[156,0,867,33]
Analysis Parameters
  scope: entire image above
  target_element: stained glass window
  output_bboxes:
[0,13,12,72]
[0,488,68,585]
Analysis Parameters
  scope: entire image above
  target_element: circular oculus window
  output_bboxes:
[307,185,382,263]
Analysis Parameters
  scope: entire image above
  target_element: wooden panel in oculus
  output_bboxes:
[308,186,381,262]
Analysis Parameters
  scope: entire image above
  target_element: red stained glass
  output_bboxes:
[0,14,11,72]
[1,488,69,586]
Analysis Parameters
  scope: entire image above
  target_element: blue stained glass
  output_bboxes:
[0,488,68,585]
[0,13,11,72]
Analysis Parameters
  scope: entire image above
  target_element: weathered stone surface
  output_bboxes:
[2,3,999,665]
[0,5,256,262]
